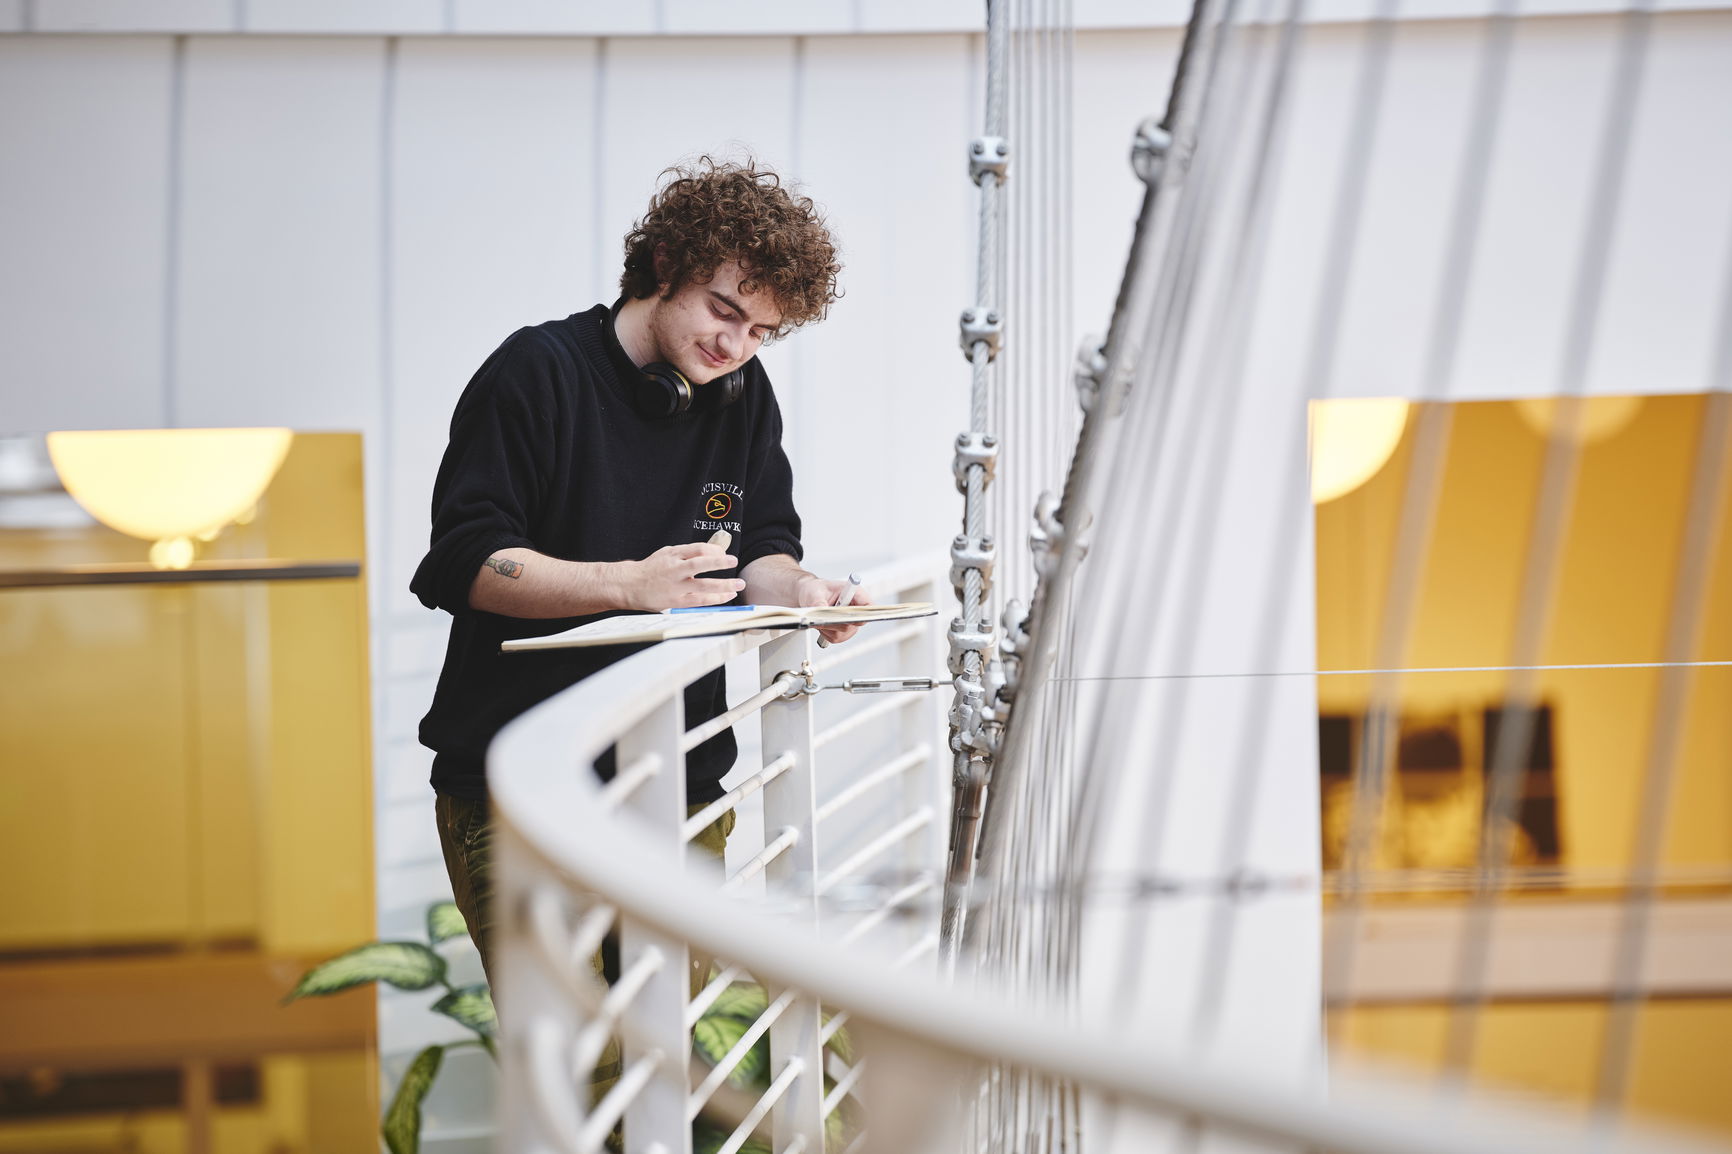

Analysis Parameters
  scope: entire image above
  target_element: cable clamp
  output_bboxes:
[948,673,996,757]
[1131,118,1173,185]
[959,308,1004,362]
[968,135,1010,185]
[952,432,999,493]
[777,661,821,699]
[946,617,995,679]
[1030,492,1065,579]
[1073,336,1109,414]
[948,532,997,601]
[995,600,1029,703]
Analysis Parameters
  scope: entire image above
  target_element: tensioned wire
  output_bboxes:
[999,0,1718,1136]
[1435,0,1655,1086]
[1051,0,1302,1023]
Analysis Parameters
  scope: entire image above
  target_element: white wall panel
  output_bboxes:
[1587,12,1732,395]
[0,1,25,32]
[0,36,173,431]
[1069,29,1181,343]
[173,36,384,429]
[242,0,443,34]
[1453,16,1623,399]
[795,34,976,568]
[32,0,231,32]
[450,0,651,36]
[387,36,599,622]
[662,0,852,36]
[597,37,798,291]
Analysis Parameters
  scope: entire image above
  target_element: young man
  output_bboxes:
[411,159,862,979]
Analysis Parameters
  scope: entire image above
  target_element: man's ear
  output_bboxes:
[652,243,673,295]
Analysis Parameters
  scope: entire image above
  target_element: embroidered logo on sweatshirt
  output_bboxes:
[695,481,743,534]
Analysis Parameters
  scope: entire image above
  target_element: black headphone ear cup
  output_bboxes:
[634,363,693,419]
[712,369,746,410]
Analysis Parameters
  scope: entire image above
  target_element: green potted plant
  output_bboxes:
[286,902,859,1154]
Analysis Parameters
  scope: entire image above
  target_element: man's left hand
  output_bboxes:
[794,574,872,646]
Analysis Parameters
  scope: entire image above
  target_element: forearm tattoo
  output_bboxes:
[483,556,524,579]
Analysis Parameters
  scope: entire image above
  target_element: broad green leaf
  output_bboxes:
[383,1044,444,1154]
[692,1013,749,1066]
[426,901,469,945]
[692,1014,769,1090]
[822,1013,854,1065]
[284,941,447,1001]
[431,983,497,1039]
[692,1118,771,1154]
[708,982,769,1022]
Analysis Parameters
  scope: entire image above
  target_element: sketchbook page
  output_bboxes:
[500,613,674,652]
[800,601,936,624]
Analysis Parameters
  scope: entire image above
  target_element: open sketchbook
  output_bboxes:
[500,602,937,652]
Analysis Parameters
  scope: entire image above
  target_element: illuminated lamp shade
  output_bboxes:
[46,428,294,569]
[1309,398,1410,504]
[1514,394,1642,444]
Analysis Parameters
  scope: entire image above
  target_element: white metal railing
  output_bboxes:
[493,555,948,1154]
[490,549,1732,1154]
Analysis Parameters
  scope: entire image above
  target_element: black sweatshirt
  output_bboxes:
[410,303,803,803]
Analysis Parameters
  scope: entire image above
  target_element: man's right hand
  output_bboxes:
[623,543,745,611]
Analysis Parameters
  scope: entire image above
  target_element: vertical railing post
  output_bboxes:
[903,572,950,955]
[496,822,585,1154]
[758,629,827,1150]
[617,697,693,1154]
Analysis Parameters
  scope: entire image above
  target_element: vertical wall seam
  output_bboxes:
[593,37,609,298]
[162,34,188,428]
[233,0,247,32]
[374,34,401,942]
[443,0,456,34]
[21,0,35,32]
[380,35,398,596]
[790,35,808,482]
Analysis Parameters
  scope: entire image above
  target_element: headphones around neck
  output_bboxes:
[631,361,746,420]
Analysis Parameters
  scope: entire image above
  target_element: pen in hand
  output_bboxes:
[815,572,862,649]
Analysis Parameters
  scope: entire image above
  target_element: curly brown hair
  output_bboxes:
[620,157,842,336]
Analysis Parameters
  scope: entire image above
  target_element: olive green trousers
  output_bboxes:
[435,792,736,1093]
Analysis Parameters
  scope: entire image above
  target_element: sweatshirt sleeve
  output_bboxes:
[409,331,556,615]
[739,376,804,569]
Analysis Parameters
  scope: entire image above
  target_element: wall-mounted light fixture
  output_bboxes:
[45,429,294,569]
[1514,395,1642,445]
[1309,398,1410,504]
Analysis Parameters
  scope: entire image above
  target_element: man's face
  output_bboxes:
[646,260,784,385]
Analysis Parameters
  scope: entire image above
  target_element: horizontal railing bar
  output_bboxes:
[838,877,936,947]
[689,988,799,1120]
[809,620,925,676]
[684,753,797,842]
[819,1011,849,1048]
[569,945,665,1074]
[816,745,931,825]
[526,887,616,1007]
[718,1057,807,1154]
[577,1052,664,1153]
[812,693,918,753]
[682,676,795,754]
[601,948,665,1021]
[722,827,799,894]
[893,932,939,971]
[686,964,748,1031]
[816,810,935,898]
[823,1057,865,1118]
[600,752,661,810]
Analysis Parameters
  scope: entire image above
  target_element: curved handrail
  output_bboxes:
[488,557,1728,1154]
